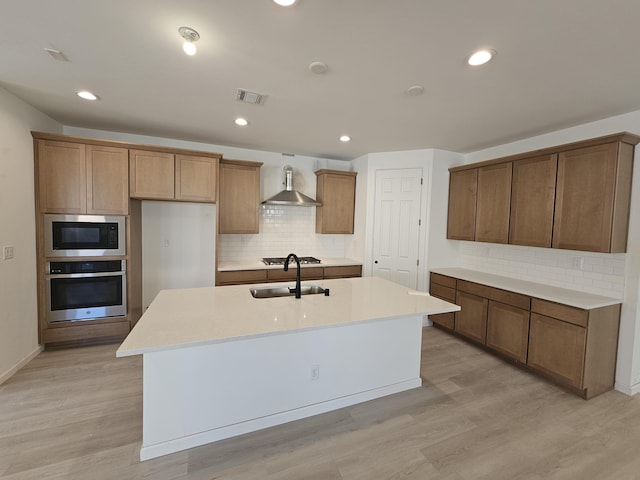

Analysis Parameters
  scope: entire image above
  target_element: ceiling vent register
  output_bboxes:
[236,89,267,105]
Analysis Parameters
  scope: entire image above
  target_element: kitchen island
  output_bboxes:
[117,276,459,460]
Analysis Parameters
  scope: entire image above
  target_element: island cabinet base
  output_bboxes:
[139,315,423,461]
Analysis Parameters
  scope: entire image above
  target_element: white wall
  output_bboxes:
[0,88,61,384]
[459,110,640,395]
[141,202,216,310]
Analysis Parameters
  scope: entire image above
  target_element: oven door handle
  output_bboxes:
[46,271,126,279]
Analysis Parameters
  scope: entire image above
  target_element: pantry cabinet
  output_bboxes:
[447,169,477,241]
[315,170,357,234]
[37,140,129,215]
[218,159,263,234]
[447,133,639,253]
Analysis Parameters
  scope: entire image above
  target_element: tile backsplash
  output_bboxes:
[459,241,626,299]
[218,205,345,261]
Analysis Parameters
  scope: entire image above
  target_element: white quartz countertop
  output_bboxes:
[117,276,459,357]
[218,257,362,271]
[430,267,622,310]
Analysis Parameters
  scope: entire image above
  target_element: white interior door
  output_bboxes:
[371,169,423,288]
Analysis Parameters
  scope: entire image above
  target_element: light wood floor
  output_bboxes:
[2,327,640,480]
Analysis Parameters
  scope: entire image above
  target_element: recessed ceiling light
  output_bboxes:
[309,61,328,74]
[466,49,496,66]
[273,0,297,6]
[235,117,249,126]
[76,91,98,101]
[179,26,200,56]
[339,135,351,142]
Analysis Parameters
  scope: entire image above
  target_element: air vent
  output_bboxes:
[236,89,267,105]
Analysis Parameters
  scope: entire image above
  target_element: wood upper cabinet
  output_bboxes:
[37,139,128,215]
[129,150,175,200]
[509,154,557,247]
[315,170,357,234]
[130,150,219,202]
[218,159,262,234]
[447,169,477,241]
[552,142,633,253]
[475,162,512,244]
[175,154,217,202]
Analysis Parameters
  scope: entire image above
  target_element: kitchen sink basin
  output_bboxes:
[250,284,326,298]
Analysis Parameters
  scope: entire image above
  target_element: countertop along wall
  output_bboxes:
[0,87,62,384]
[457,110,640,395]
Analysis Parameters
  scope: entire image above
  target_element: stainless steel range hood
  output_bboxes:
[262,166,321,206]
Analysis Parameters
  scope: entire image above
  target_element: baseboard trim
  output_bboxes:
[0,345,44,385]
[614,381,639,396]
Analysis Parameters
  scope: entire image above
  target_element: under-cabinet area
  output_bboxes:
[430,268,621,399]
[447,132,640,253]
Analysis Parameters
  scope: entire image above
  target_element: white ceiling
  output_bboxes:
[2,0,640,160]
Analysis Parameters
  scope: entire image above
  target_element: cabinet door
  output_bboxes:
[175,155,217,202]
[218,161,261,234]
[454,290,488,344]
[86,145,129,215]
[322,265,362,279]
[315,171,357,234]
[486,301,530,363]
[129,150,175,200]
[447,169,477,240]
[475,162,512,244]
[509,154,557,247]
[38,140,86,214]
[528,313,586,389]
[552,143,618,252]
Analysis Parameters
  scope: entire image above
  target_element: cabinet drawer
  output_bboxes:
[457,280,530,310]
[268,267,323,282]
[430,283,456,302]
[323,265,362,279]
[531,298,588,327]
[430,272,456,289]
[216,269,267,286]
[431,312,454,330]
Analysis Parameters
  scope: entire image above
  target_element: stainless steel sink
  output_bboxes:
[250,284,326,298]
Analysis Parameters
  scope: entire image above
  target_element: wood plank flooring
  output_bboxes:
[1,327,640,479]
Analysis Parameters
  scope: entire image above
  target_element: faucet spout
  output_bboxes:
[284,253,302,299]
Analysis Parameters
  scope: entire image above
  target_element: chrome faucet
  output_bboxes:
[284,253,301,299]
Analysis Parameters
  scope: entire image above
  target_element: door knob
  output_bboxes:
[374,260,378,264]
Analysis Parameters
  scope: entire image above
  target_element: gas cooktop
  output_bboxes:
[262,256,321,266]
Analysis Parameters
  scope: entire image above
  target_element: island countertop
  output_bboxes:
[117,276,459,357]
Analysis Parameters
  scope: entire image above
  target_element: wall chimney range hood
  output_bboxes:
[262,166,321,206]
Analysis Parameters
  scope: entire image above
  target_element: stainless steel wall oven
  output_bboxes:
[45,260,127,322]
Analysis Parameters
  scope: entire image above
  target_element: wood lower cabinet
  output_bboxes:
[486,300,530,363]
[475,162,512,244]
[322,265,362,279]
[267,267,324,282]
[430,270,621,398]
[315,170,357,234]
[216,265,362,286]
[37,139,129,215]
[454,290,488,344]
[216,269,268,286]
[429,273,457,330]
[218,159,263,234]
[447,169,477,241]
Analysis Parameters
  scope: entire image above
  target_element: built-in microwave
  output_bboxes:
[44,214,126,257]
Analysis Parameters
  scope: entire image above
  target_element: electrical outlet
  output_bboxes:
[3,246,14,260]
[311,364,320,381]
